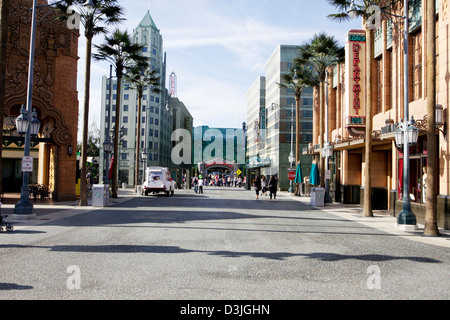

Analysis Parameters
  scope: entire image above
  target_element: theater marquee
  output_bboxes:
[345,30,366,136]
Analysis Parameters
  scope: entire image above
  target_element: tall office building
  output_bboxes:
[99,11,172,186]
[246,45,313,190]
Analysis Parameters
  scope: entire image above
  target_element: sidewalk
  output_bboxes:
[279,191,450,251]
[1,188,137,230]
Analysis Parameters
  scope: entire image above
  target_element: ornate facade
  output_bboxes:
[2,0,79,201]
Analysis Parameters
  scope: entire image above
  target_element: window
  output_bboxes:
[412,31,422,101]
[376,58,383,114]
[121,153,127,160]
[155,118,159,125]
[142,47,148,53]
[124,94,129,100]
[123,116,128,123]
[155,130,158,138]
[123,105,128,112]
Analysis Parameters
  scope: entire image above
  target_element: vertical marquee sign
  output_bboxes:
[345,30,366,136]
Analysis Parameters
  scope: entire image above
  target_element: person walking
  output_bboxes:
[269,175,278,200]
[254,176,262,199]
[198,175,204,194]
[261,175,267,196]
[193,176,198,193]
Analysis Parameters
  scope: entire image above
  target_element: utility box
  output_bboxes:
[310,187,325,207]
[92,184,109,207]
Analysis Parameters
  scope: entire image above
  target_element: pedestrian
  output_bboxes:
[198,175,204,194]
[238,177,242,188]
[254,176,262,199]
[193,176,198,193]
[261,175,267,196]
[269,175,278,199]
[234,176,237,187]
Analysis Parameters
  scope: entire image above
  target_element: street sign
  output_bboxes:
[288,171,296,181]
[236,169,242,176]
[22,156,33,172]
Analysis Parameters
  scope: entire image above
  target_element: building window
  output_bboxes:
[124,94,129,100]
[123,104,128,112]
[412,31,422,101]
[376,58,383,114]
[123,116,128,123]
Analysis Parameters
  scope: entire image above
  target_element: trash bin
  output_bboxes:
[92,184,109,207]
[310,187,325,206]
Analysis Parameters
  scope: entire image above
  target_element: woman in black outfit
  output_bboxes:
[269,175,278,199]
[254,176,262,199]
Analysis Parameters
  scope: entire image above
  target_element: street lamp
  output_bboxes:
[347,0,358,19]
[395,118,419,229]
[13,106,41,219]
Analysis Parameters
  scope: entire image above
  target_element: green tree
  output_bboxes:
[124,66,161,192]
[294,33,341,191]
[56,0,124,206]
[93,29,149,198]
[279,64,317,164]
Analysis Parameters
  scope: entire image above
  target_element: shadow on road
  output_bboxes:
[0,243,441,263]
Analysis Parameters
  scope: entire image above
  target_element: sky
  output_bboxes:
[76,0,362,139]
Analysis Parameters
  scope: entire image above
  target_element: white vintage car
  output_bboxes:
[142,167,175,196]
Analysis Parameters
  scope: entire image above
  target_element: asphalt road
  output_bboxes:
[0,187,449,300]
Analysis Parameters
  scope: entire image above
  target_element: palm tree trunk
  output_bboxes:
[112,74,122,198]
[424,0,439,236]
[363,28,374,217]
[79,35,93,206]
[134,90,142,193]
[0,0,10,216]
[295,95,300,164]
[319,80,325,188]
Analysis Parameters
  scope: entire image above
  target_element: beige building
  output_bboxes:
[305,0,449,229]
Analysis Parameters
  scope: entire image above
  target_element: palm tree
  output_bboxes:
[56,0,124,206]
[124,66,161,193]
[294,33,341,192]
[424,0,439,236]
[93,29,149,198]
[0,0,10,217]
[279,64,317,164]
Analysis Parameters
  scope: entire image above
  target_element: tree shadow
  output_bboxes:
[0,244,441,263]
[0,283,34,291]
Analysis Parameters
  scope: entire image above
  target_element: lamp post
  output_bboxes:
[13,105,41,219]
[13,0,41,220]
[395,118,419,229]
